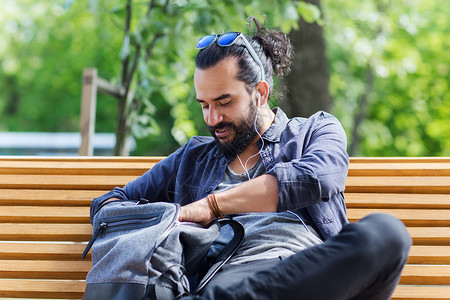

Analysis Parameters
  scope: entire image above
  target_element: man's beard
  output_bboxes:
[208,101,261,158]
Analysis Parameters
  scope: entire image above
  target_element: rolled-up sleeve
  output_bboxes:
[89,144,186,223]
[267,112,349,211]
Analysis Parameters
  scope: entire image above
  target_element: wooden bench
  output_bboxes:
[0,156,449,299]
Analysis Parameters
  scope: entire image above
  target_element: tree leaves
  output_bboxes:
[325,0,450,156]
[297,1,322,24]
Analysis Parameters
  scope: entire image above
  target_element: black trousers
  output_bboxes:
[187,213,412,300]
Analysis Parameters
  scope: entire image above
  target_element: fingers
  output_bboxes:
[179,198,215,225]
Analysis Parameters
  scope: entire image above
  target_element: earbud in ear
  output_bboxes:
[257,93,261,107]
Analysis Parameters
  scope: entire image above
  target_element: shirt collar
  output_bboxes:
[261,107,288,143]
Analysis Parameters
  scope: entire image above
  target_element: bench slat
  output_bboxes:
[392,285,450,299]
[345,177,450,194]
[400,265,450,285]
[0,161,155,175]
[2,175,449,192]
[0,174,137,190]
[0,243,446,265]
[345,193,450,209]
[408,227,450,245]
[0,206,90,223]
[2,262,449,285]
[347,208,450,226]
[1,224,448,245]
[4,160,449,176]
[0,279,84,298]
[408,246,450,264]
[0,223,91,242]
[0,156,165,162]
[0,262,448,287]
[348,163,450,176]
[0,280,447,300]
[350,157,450,163]
[0,242,89,260]
[0,189,105,206]
[0,260,90,279]
[7,207,450,226]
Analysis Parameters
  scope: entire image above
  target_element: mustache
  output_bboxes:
[208,122,237,133]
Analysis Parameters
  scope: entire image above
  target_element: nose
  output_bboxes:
[206,106,223,127]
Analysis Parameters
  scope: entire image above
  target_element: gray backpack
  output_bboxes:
[82,200,244,299]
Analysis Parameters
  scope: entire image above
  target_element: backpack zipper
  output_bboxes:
[82,212,162,260]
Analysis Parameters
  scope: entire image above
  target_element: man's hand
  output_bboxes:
[179,197,215,226]
[179,174,279,226]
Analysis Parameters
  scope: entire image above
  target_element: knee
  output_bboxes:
[346,213,412,267]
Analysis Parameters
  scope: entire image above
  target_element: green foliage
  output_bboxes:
[0,0,120,134]
[324,0,450,156]
[4,0,447,157]
[2,0,310,155]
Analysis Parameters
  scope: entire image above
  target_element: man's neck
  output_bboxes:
[228,107,275,175]
[258,106,276,136]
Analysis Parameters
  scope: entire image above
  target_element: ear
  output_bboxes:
[255,81,270,107]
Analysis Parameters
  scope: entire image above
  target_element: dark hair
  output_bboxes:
[195,16,293,98]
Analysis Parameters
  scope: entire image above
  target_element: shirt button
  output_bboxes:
[205,188,211,193]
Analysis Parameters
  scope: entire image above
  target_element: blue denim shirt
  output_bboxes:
[90,108,349,240]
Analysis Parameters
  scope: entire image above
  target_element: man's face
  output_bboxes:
[194,57,260,157]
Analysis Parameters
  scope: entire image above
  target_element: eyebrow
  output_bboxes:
[196,93,232,103]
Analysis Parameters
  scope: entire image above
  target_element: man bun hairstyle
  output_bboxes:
[247,16,293,78]
[195,16,293,99]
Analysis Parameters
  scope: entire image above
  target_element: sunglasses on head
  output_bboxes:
[196,32,266,82]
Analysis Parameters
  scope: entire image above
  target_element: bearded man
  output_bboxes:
[89,18,411,300]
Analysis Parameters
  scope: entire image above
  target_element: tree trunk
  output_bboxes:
[349,66,374,156]
[282,0,332,118]
[114,96,130,156]
[4,76,20,115]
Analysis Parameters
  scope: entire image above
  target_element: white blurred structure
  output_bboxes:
[0,132,135,156]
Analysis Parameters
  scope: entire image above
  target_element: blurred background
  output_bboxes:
[0,0,448,156]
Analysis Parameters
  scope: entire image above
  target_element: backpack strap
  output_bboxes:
[194,219,245,294]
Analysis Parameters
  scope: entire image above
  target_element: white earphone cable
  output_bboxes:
[237,93,264,181]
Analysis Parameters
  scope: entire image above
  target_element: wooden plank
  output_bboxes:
[400,265,450,285]
[347,208,450,226]
[408,227,450,246]
[345,193,450,209]
[0,174,137,190]
[0,224,447,246]
[1,262,447,286]
[0,224,91,242]
[0,282,447,300]
[0,260,90,279]
[392,285,450,299]
[0,242,89,260]
[0,189,105,206]
[1,156,443,163]
[345,176,450,194]
[350,157,450,163]
[0,156,165,162]
[0,206,90,223]
[0,279,84,298]
[1,244,447,265]
[0,161,155,175]
[4,175,447,192]
[348,163,450,176]
[79,68,98,156]
[408,246,450,264]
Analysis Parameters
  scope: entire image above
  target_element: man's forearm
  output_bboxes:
[179,174,279,224]
[216,174,279,214]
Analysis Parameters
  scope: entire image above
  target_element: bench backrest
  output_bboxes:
[0,156,449,299]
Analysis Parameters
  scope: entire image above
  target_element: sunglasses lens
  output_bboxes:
[196,35,216,49]
[217,32,239,46]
